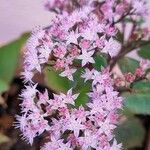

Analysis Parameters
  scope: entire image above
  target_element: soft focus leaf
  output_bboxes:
[45,68,72,93]
[115,118,145,148]
[0,79,8,93]
[124,92,150,114]
[138,44,150,59]
[118,57,139,73]
[121,106,135,117]
[0,33,30,84]
[93,54,107,70]
[132,81,150,93]
[123,81,150,114]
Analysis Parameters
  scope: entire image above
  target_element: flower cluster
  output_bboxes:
[23,5,120,82]
[22,0,149,83]
[16,68,122,149]
[16,0,149,150]
[45,0,149,17]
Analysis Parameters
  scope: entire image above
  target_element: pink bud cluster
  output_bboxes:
[115,59,150,87]
[16,0,149,149]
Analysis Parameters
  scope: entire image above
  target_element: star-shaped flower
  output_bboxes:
[81,68,95,82]
[110,139,122,150]
[60,68,77,81]
[60,88,79,105]
[77,50,95,66]
[65,116,85,137]
[102,38,121,57]
[66,31,80,45]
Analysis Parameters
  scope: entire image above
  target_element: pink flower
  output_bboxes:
[37,89,49,106]
[124,72,136,83]
[21,70,34,83]
[134,67,144,77]
[116,2,128,15]
[72,106,88,122]
[48,94,66,110]
[60,88,79,105]
[78,50,95,66]
[79,131,97,150]
[24,29,45,72]
[110,139,122,150]
[140,59,150,70]
[60,68,76,81]
[101,0,115,22]
[95,36,106,49]
[98,119,116,138]
[79,39,91,50]
[65,115,85,137]
[66,31,80,45]
[53,45,66,58]
[69,45,80,57]
[38,44,52,64]
[105,26,117,37]
[54,59,65,70]
[41,137,72,150]
[21,84,37,100]
[102,38,121,57]
[132,0,148,16]
[81,28,98,41]
[114,77,125,87]
[81,68,95,82]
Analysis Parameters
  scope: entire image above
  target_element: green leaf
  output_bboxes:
[115,118,145,148]
[73,68,91,107]
[118,57,139,73]
[93,54,107,70]
[124,93,150,114]
[45,68,73,93]
[132,81,150,93]
[0,33,30,84]
[75,85,90,107]
[0,79,8,93]
[138,44,150,59]
[121,106,135,117]
[116,30,124,43]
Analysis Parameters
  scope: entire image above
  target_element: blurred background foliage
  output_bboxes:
[0,33,150,150]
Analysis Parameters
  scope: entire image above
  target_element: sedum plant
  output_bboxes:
[14,0,150,149]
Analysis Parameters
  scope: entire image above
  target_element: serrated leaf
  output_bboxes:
[0,33,30,84]
[45,68,73,93]
[124,93,150,114]
[118,57,139,73]
[115,118,145,148]
[138,43,150,59]
[75,85,90,107]
[73,68,91,107]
